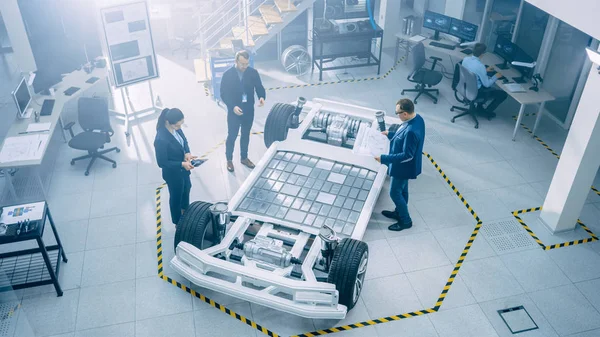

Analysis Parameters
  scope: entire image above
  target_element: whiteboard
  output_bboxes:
[100,1,159,88]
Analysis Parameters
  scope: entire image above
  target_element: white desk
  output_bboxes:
[0,67,109,197]
[419,38,555,140]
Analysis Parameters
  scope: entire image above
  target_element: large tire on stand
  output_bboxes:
[264,103,296,148]
[327,238,369,310]
[173,201,214,252]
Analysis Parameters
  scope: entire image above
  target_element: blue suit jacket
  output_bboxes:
[380,115,425,180]
[154,126,191,181]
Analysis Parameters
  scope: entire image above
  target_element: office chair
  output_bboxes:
[450,64,486,129]
[401,42,443,104]
[64,97,120,176]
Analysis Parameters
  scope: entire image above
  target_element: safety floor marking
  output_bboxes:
[513,115,600,197]
[265,57,405,92]
[155,183,280,337]
[293,153,484,337]
[512,207,598,250]
[203,82,211,97]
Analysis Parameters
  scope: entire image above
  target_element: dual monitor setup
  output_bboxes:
[11,75,55,120]
[423,10,535,84]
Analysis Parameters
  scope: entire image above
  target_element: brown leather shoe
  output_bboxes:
[226,161,234,172]
[241,158,255,169]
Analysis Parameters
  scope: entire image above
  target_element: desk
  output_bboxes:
[0,67,109,198]
[421,38,555,140]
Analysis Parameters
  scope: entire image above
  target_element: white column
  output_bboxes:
[0,0,36,73]
[377,0,403,49]
[444,0,466,20]
[539,49,600,233]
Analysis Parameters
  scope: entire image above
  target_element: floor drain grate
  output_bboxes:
[498,306,539,334]
[482,220,538,254]
[0,301,20,337]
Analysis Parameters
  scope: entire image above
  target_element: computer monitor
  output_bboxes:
[12,77,32,118]
[449,19,478,42]
[493,35,516,69]
[423,10,451,41]
[511,48,535,83]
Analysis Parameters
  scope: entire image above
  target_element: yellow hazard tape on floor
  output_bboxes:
[154,143,280,337]
[513,115,600,197]
[203,82,211,97]
[266,57,405,92]
[512,207,598,250]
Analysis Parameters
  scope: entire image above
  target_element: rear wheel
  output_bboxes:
[173,201,214,252]
[327,238,369,310]
[264,103,295,148]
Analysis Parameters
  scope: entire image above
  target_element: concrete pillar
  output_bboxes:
[377,0,403,49]
[539,46,600,233]
[445,0,466,20]
[0,0,37,73]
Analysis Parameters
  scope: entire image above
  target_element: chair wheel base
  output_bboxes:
[70,160,75,165]
[84,171,89,176]
[116,148,121,153]
[474,125,479,129]
[450,107,455,112]
[451,118,456,123]
[112,163,117,168]
[401,90,405,95]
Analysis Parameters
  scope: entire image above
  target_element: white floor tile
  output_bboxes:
[361,274,424,319]
[48,170,95,198]
[250,303,315,337]
[575,278,600,313]
[529,284,600,336]
[47,192,93,223]
[429,304,499,337]
[442,161,526,193]
[74,323,135,337]
[81,244,136,287]
[86,213,137,250]
[500,249,571,293]
[136,312,195,337]
[414,195,476,231]
[375,315,439,337]
[16,290,79,337]
[407,264,476,310]
[450,140,505,167]
[433,224,496,263]
[93,163,138,191]
[43,218,89,254]
[479,294,558,337]
[459,256,525,303]
[89,187,137,219]
[460,190,512,222]
[313,298,372,334]
[565,329,600,337]
[547,244,600,283]
[492,184,544,213]
[135,276,193,321]
[364,239,404,280]
[76,280,135,330]
[388,232,451,273]
[507,155,558,184]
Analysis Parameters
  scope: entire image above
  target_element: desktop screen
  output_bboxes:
[13,78,31,116]
[449,19,478,42]
[494,35,517,62]
[423,10,451,33]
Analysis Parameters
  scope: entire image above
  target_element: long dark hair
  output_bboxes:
[156,108,184,130]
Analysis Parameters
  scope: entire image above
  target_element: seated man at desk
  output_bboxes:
[462,43,508,118]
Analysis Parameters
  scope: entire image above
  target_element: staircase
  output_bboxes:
[194,0,316,82]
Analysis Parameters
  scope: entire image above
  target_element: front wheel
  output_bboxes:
[173,201,215,252]
[264,103,296,148]
[327,238,369,310]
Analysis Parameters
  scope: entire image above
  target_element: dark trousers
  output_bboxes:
[478,87,508,113]
[390,177,411,224]
[226,111,254,161]
[165,174,191,224]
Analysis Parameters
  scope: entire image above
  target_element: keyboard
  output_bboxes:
[461,48,473,55]
[40,99,55,116]
[430,41,456,50]
[487,70,497,77]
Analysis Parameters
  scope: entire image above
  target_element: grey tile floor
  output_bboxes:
[1,47,600,337]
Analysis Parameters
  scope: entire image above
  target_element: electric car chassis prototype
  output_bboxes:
[171,98,398,319]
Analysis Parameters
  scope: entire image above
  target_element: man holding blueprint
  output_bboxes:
[374,99,425,232]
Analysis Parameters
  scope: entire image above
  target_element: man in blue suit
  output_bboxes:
[375,99,425,231]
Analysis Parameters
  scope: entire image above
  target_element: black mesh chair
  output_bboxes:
[401,42,444,104]
[64,97,120,176]
[450,64,486,129]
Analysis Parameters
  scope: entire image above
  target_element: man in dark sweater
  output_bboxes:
[220,50,266,172]
[375,99,425,231]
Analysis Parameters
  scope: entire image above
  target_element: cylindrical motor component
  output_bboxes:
[326,114,348,146]
[290,97,307,129]
[209,202,230,242]
[241,236,302,268]
[375,111,386,132]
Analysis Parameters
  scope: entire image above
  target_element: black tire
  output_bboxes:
[173,201,214,252]
[327,238,369,310]
[264,103,296,148]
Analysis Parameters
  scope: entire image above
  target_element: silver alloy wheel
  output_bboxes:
[281,45,312,76]
[353,251,368,303]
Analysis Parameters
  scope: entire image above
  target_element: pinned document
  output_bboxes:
[25,122,51,133]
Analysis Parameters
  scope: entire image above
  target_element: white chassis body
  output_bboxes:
[171,98,398,319]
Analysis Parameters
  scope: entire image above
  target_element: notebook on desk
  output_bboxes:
[505,83,527,93]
